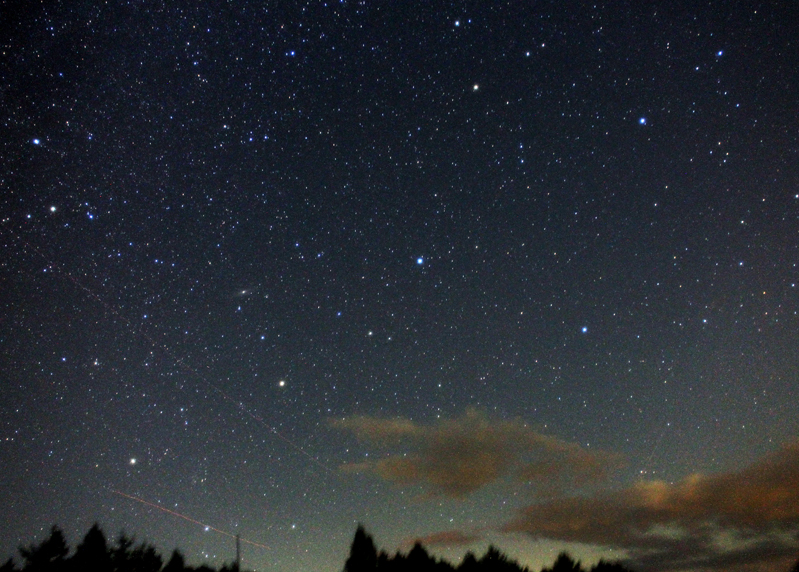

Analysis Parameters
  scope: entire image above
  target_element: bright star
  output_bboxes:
[130,458,136,465]
[416,257,424,265]
[639,117,647,125]
[278,380,286,387]
[581,327,588,333]
[32,139,40,145]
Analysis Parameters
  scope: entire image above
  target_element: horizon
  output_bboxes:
[2,521,635,572]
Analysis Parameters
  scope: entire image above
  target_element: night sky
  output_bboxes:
[2,2,798,572]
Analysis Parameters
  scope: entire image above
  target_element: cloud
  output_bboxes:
[404,530,481,549]
[332,409,622,498]
[502,439,799,571]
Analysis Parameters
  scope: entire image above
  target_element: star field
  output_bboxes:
[1,2,798,572]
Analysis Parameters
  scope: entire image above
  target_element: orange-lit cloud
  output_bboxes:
[332,409,622,498]
[503,439,799,571]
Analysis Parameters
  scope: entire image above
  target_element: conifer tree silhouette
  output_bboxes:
[18,526,69,572]
[542,553,582,572]
[590,561,631,572]
[162,550,186,572]
[111,533,162,572]
[112,534,135,572]
[407,542,435,572]
[459,552,479,572]
[344,525,378,572]
[72,523,112,572]
[477,545,526,572]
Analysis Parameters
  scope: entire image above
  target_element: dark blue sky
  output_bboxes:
[2,2,798,571]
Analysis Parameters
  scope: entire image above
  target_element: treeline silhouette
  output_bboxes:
[345,526,799,572]
[5,524,799,572]
[344,526,630,572]
[0,524,239,572]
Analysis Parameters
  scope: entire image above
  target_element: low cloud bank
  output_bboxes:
[335,410,799,571]
[503,439,799,571]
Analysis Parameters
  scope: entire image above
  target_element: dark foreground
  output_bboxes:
[4,524,799,572]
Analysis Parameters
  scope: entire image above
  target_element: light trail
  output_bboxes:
[112,490,270,550]
[638,422,670,481]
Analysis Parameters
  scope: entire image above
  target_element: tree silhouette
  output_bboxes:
[72,523,112,572]
[162,550,186,572]
[111,533,162,572]
[789,555,799,572]
[542,553,582,572]
[112,534,135,572]
[18,526,69,572]
[459,552,479,572]
[128,543,163,572]
[590,561,631,572]
[406,542,436,572]
[344,525,378,572]
[477,545,527,572]
[6,523,639,572]
[338,527,635,572]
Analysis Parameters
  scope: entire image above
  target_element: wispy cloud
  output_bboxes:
[404,530,482,549]
[503,439,799,571]
[332,408,622,498]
